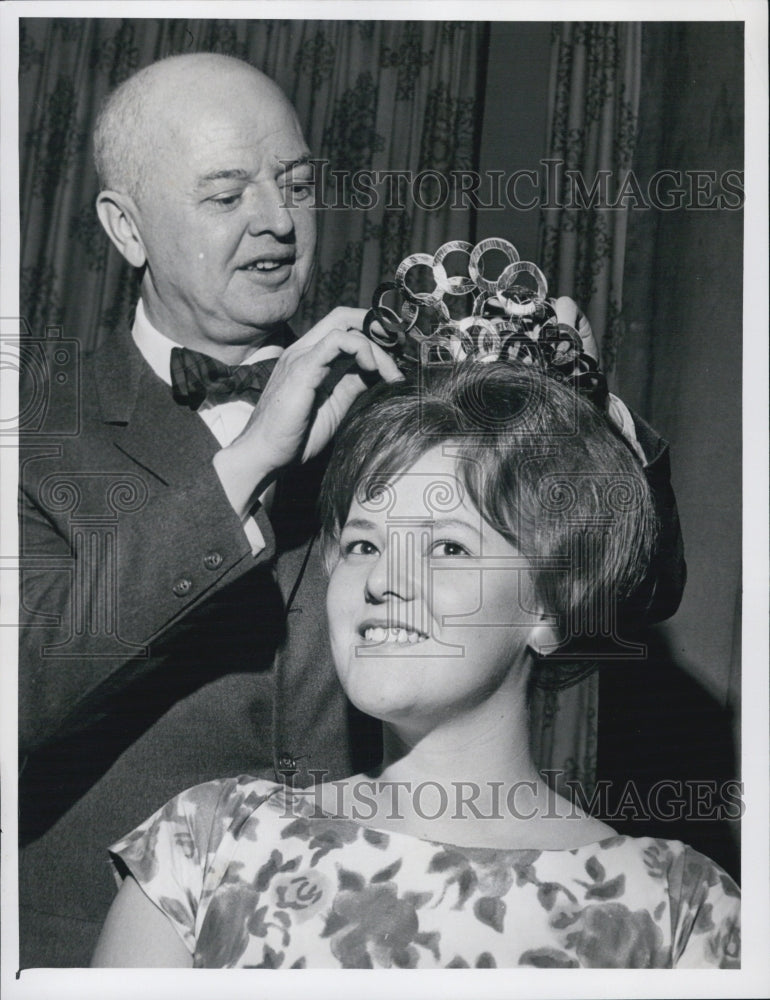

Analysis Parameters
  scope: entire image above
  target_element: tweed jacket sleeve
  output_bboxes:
[18,334,280,754]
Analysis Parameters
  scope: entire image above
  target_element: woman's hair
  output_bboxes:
[320,361,657,642]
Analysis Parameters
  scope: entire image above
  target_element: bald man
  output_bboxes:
[18,53,398,967]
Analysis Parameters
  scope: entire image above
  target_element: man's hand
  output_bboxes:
[550,296,598,362]
[552,298,645,462]
[213,308,402,517]
[484,293,598,361]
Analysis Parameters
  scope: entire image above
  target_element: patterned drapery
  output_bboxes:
[530,674,598,800]
[603,23,742,874]
[539,22,642,372]
[18,16,607,799]
[532,23,643,800]
[19,18,486,349]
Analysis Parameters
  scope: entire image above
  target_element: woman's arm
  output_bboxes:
[91,876,193,968]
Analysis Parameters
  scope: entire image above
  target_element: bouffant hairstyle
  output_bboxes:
[319,361,657,645]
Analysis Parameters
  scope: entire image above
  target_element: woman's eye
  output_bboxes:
[430,540,470,558]
[343,539,379,557]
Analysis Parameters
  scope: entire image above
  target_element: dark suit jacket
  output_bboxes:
[18,328,380,967]
[17,328,683,968]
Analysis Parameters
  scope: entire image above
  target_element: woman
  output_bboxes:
[93,361,740,969]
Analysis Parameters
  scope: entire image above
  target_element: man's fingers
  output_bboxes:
[298,306,368,346]
[552,295,578,327]
[553,296,598,361]
[303,327,403,383]
[364,341,403,382]
[289,306,404,384]
[478,293,599,363]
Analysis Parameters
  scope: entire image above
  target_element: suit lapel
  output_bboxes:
[92,326,220,485]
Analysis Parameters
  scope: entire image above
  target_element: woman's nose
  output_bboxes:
[364,529,427,604]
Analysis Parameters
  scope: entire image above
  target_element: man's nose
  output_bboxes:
[364,529,427,605]
[244,181,294,238]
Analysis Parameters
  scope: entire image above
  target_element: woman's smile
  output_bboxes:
[326,445,539,727]
[358,621,429,645]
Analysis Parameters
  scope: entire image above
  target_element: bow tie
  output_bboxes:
[169,346,279,411]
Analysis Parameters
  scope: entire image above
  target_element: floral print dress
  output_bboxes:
[109,776,740,969]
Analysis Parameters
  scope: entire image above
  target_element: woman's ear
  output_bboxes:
[527,614,562,658]
[95,190,147,269]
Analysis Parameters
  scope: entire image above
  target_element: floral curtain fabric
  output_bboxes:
[533,22,643,800]
[19,16,609,801]
[530,673,598,800]
[19,18,486,349]
[539,22,642,373]
[603,23,742,873]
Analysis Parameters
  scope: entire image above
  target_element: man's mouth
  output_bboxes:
[360,625,429,646]
[240,256,294,272]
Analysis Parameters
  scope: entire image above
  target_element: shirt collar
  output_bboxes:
[131,299,286,387]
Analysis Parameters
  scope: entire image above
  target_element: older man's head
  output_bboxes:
[94,54,316,360]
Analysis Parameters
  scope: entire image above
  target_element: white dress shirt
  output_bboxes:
[132,300,282,555]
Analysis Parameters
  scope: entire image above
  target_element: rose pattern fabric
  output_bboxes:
[109,776,740,969]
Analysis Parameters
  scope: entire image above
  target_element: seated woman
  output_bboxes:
[92,361,740,969]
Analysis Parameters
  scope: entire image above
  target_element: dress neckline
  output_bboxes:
[260,778,626,856]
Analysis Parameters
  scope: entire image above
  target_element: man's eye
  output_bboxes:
[284,181,315,204]
[210,192,242,208]
[343,539,379,557]
[430,540,470,558]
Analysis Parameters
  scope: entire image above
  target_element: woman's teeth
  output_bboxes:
[362,626,427,645]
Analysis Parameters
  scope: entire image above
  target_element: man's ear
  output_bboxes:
[95,190,147,269]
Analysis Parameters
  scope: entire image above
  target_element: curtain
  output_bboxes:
[530,673,598,798]
[601,22,742,876]
[530,23,643,800]
[18,16,611,802]
[539,22,642,372]
[19,18,487,350]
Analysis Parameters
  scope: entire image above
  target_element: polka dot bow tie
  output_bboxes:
[169,346,279,411]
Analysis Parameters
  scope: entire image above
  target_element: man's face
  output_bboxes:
[134,70,316,355]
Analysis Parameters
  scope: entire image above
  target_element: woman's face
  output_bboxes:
[326,445,540,732]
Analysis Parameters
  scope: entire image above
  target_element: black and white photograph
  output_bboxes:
[1,2,767,997]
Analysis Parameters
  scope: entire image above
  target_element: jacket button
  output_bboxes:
[203,551,223,570]
[172,577,193,597]
[277,753,297,772]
